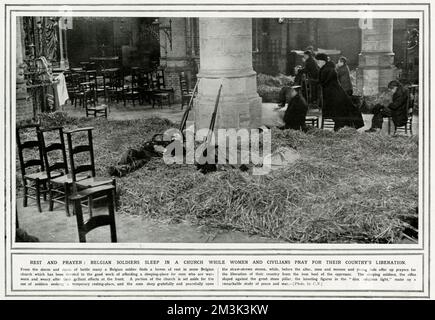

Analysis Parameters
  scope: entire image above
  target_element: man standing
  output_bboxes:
[336,56,353,96]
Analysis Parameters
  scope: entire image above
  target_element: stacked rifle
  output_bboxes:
[109,81,224,177]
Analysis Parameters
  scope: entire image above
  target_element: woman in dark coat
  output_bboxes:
[278,86,308,131]
[336,56,353,96]
[315,53,364,131]
[366,80,409,132]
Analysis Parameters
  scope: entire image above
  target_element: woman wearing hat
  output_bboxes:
[277,85,308,131]
[315,53,364,131]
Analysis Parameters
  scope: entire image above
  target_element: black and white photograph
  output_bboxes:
[2,0,433,302]
[13,11,421,245]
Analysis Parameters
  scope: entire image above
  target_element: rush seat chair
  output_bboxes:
[64,127,116,217]
[39,126,89,216]
[70,184,117,243]
[16,124,61,212]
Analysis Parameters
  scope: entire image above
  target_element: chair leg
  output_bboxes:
[48,183,54,211]
[73,199,86,243]
[35,179,42,213]
[23,181,28,207]
[112,178,117,209]
[64,183,70,217]
[42,182,47,201]
[107,191,117,243]
[88,196,93,218]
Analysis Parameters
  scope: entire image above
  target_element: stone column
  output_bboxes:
[357,19,395,95]
[159,18,193,103]
[195,18,262,129]
[16,17,33,122]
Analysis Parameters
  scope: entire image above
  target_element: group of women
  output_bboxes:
[279,50,409,133]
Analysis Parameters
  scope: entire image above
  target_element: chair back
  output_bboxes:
[155,69,165,89]
[407,84,418,115]
[16,124,45,178]
[39,127,69,180]
[108,69,124,90]
[75,70,88,83]
[131,68,141,90]
[87,70,97,83]
[179,72,190,95]
[65,127,96,184]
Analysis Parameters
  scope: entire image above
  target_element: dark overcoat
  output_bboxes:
[300,56,319,80]
[388,87,409,127]
[283,94,308,130]
[319,61,364,130]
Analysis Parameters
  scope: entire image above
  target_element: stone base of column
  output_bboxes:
[161,57,196,104]
[194,74,262,130]
[357,52,395,96]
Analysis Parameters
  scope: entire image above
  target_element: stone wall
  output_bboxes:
[16,17,33,122]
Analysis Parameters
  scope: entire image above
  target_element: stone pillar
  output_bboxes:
[159,18,193,103]
[195,18,262,129]
[357,19,395,96]
[16,17,33,122]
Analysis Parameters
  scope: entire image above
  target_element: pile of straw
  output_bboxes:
[16,114,418,243]
[115,125,418,243]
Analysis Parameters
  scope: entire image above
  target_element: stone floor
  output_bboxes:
[18,99,417,243]
[16,198,283,243]
[62,99,419,136]
[61,99,186,123]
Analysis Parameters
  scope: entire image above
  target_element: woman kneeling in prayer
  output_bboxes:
[277,85,308,131]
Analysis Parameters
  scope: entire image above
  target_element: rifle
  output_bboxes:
[195,84,223,173]
[179,78,199,135]
[205,84,223,145]
[152,78,199,144]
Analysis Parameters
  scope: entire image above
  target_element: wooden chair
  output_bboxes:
[16,124,61,212]
[86,104,108,118]
[151,70,174,108]
[65,127,116,217]
[64,71,77,106]
[106,69,126,106]
[321,116,335,130]
[137,71,155,104]
[180,71,194,110]
[305,115,319,128]
[70,184,117,242]
[39,126,89,216]
[79,81,97,111]
[87,70,105,102]
[82,75,108,118]
[65,127,116,222]
[124,68,141,106]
